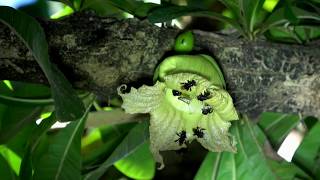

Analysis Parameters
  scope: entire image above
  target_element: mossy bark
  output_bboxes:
[0,11,319,119]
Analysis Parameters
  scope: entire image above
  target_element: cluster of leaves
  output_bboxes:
[1,1,320,180]
[150,0,320,42]
[0,6,153,179]
[43,0,320,43]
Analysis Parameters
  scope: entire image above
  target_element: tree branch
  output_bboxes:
[0,11,319,119]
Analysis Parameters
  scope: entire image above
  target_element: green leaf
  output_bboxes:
[100,0,136,14]
[0,94,54,106]
[0,105,43,144]
[83,121,149,180]
[50,3,74,19]
[258,112,300,147]
[148,5,242,32]
[19,113,57,180]
[0,81,51,98]
[18,146,33,180]
[266,25,320,43]
[85,108,141,127]
[0,6,85,122]
[0,155,18,180]
[134,3,160,18]
[50,0,76,11]
[294,121,320,179]
[284,0,298,24]
[82,122,136,166]
[267,159,311,180]
[81,0,124,17]
[105,0,159,17]
[82,0,158,18]
[0,145,22,176]
[33,104,92,180]
[259,7,320,35]
[311,0,320,3]
[195,115,311,180]
[5,121,39,157]
[194,152,221,180]
[240,0,266,32]
[114,141,155,180]
[195,117,280,180]
[218,0,240,19]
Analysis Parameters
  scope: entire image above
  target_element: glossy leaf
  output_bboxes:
[0,93,53,106]
[106,0,158,17]
[114,142,155,180]
[19,113,57,180]
[0,155,18,180]
[50,4,74,19]
[294,121,320,179]
[18,146,32,180]
[194,152,221,180]
[0,105,43,144]
[263,0,279,12]
[85,108,141,127]
[83,121,149,180]
[82,122,136,166]
[218,0,240,19]
[50,0,76,11]
[266,25,320,43]
[5,121,39,158]
[240,0,266,32]
[195,117,278,180]
[148,5,241,32]
[258,112,300,147]
[0,145,22,176]
[0,81,56,144]
[0,81,51,98]
[267,159,311,180]
[0,6,85,122]
[82,0,158,18]
[33,105,92,180]
[284,0,298,24]
[81,0,125,17]
[259,6,320,34]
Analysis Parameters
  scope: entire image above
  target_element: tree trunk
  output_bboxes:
[0,11,319,119]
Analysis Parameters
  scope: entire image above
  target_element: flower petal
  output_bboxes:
[117,82,166,114]
[196,112,236,152]
[149,101,185,169]
[206,88,239,121]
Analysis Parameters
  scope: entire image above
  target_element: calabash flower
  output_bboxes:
[118,55,238,169]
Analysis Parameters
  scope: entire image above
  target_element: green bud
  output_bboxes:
[174,31,194,53]
[153,54,226,88]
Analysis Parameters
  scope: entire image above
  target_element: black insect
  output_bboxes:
[202,104,213,115]
[193,127,205,138]
[175,130,187,146]
[181,80,196,91]
[172,90,182,96]
[197,90,211,101]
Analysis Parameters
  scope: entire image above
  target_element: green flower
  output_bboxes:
[118,55,238,169]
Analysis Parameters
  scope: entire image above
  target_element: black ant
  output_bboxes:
[193,127,205,138]
[172,90,182,96]
[202,104,213,115]
[197,90,211,101]
[175,130,187,146]
[181,80,196,91]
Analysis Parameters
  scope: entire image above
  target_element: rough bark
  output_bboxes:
[0,11,319,119]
